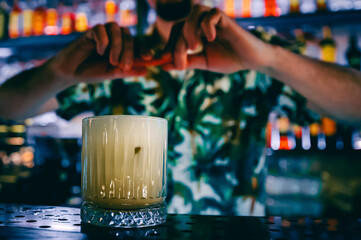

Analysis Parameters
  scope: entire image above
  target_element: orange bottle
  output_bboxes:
[242,0,252,18]
[61,12,74,35]
[224,0,235,18]
[264,0,280,17]
[105,0,117,22]
[33,7,46,36]
[45,8,59,35]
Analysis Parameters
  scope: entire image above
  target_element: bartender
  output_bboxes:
[0,0,361,215]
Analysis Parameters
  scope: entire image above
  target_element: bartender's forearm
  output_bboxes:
[0,63,71,120]
[259,45,361,124]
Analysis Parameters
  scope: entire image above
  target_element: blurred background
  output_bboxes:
[0,0,360,217]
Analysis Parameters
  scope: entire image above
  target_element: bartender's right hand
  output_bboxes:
[46,23,148,84]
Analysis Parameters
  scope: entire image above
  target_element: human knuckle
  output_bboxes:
[93,24,104,32]
[109,22,119,28]
[210,7,221,15]
[200,20,207,29]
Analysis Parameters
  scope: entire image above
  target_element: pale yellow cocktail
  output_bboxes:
[81,115,167,227]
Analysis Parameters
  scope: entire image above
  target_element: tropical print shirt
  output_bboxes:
[56,27,318,216]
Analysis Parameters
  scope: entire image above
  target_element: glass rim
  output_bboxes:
[82,115,167,123]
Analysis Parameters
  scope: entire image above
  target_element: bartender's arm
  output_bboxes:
[0,23,146,120]
[165,5,361,124]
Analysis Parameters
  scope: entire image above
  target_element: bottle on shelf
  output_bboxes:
[75,0,90,32]
[319,26,337,149]
[309,122,321,149]
[105,0,117,23]
[335,123,346,150]
[59,0,75,35]
[9,1,22,39]
[21,0,34,37]
[293,124,303,150]
[45,0,59,35]
[33,1,47,36]
[290,0,300,14]
[264,0,280,17]
[224,0,236,18]
[301,125,311,150]
[0,1,9,40]
[346,35,361,70]
[269,112,281,150]
[320,26,337,63]
[317,0,327,11]
[241,0,252,18]
[278,117,292,150]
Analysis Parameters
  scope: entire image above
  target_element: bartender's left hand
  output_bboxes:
[162,4,273,74]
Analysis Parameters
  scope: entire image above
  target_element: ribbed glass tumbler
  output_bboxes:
[81,115,167,228]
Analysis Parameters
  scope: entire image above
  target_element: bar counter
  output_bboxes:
[1,204,361,239]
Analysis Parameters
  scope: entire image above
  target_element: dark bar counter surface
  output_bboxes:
[1,203,361,239]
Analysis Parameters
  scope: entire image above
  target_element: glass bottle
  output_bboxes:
[75,0,90,32]
[290,0,300,13]
[319,26,337,148]
[9,1,22,39]
[105,0,117,22]
[33,0,47,36]
[59,0,75,35]
[0,1,9,40]
[45,0,59,35]
[264,0,280,17]
[346,35,361,70]
[242,0,252,18]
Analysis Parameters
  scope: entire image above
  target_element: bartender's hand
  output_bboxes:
[162,4,273,73]
[46,22,148,84]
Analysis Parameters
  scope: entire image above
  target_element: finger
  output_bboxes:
[75,55,147,79]
[174,34,188,70]
[120,28,134,71]
[162,22,187,70]
[90,24,109,55]
[200,8,223,42]
[183,4,207,50]
[163,22,184,54]
[105,22,122,66]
